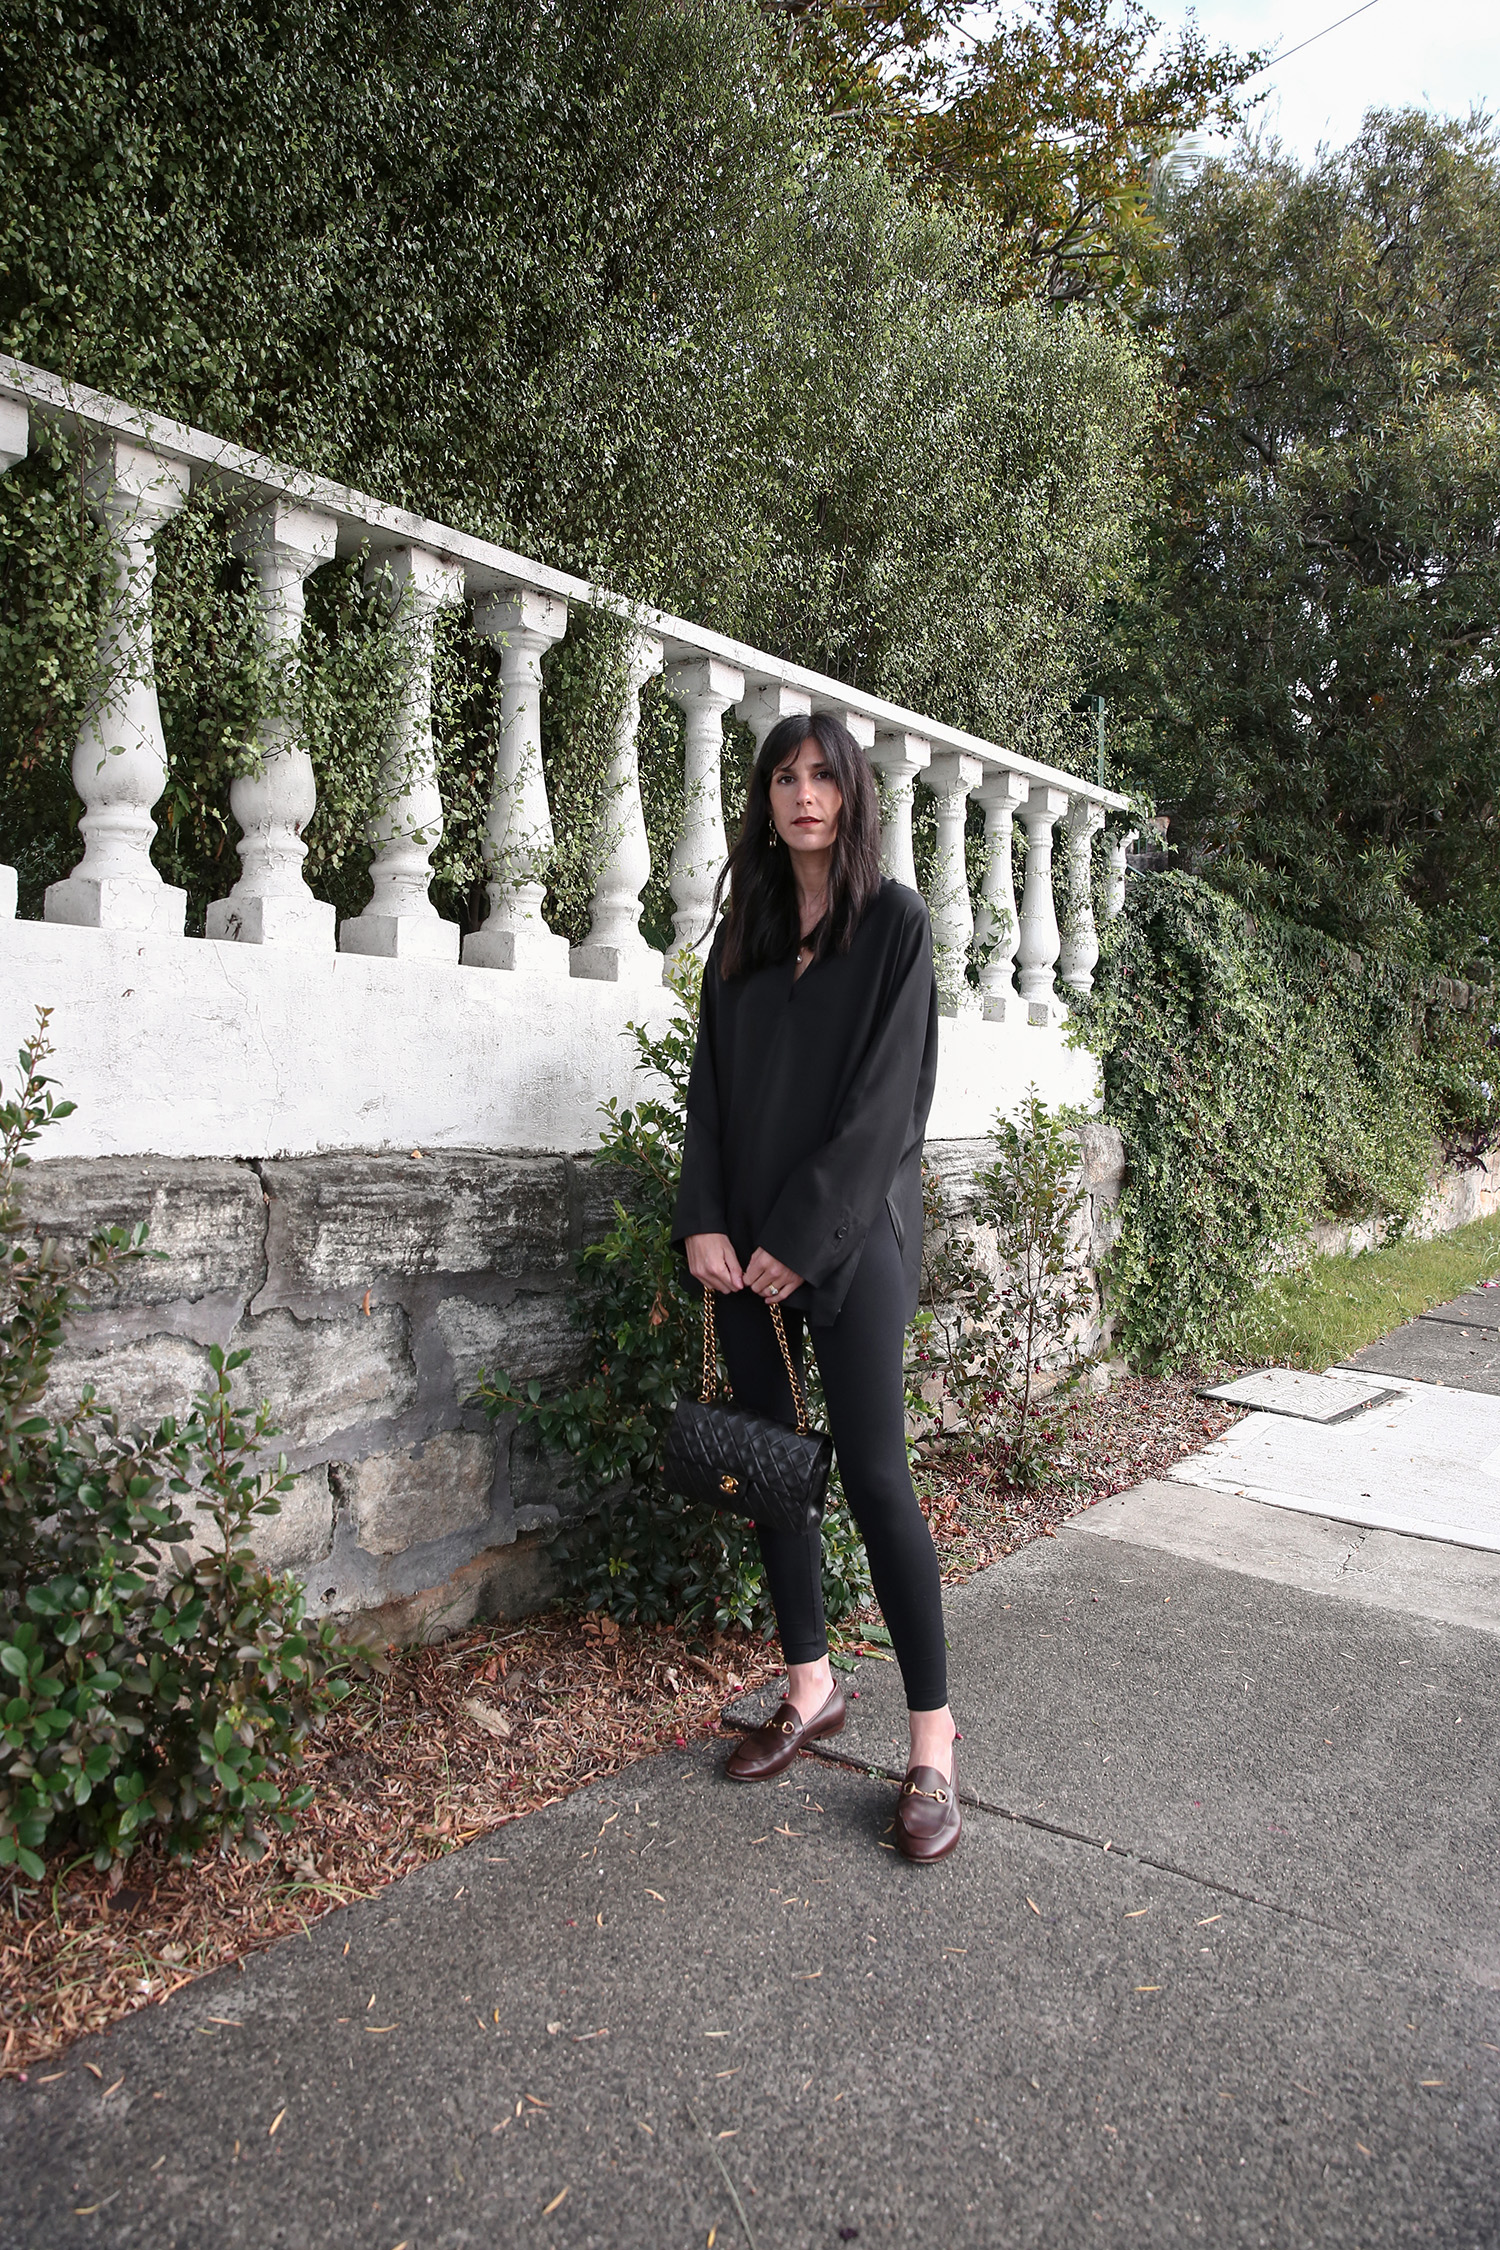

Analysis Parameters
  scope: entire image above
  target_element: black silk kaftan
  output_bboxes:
[670,878,940,1325]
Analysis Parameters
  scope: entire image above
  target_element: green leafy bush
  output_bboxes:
[911,1092,1097,1487]
[1424,1000,1500,1171]
[0,0,1149,935]
[1083,873,1495,1368]
[475,959,871,1637]
[0,1015,357,1878]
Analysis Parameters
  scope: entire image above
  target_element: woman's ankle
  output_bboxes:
[907,1705,956,1778]
[786,1657,834,1716]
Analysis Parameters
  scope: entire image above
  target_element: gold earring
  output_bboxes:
[768,823,778,849]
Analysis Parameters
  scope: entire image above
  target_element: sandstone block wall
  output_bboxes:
[919,1123,1128,1357]
[20,1135,1126,1643]
[21,1151,632,1643]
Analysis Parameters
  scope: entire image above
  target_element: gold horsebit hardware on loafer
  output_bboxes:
[901,1781,950,1802]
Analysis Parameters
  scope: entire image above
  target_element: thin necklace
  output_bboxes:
[798,895,827,958]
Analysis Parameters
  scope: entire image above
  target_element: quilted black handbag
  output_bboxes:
[663,1285,832,1537]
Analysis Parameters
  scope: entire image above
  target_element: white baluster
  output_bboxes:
[1101,828,1137,922]
[0,398,28,475]
[571,627,665,984]
[832,705,876,754]
[1016,784,1070,1023]
[339,546,465,963]
[738,680,812,753]
[973,769,1028,1022]
[206,502,338,950]
[870,729,931,889]
[664,656,743,967]
[924,751,982,1016]
[45,439,190,934]
[1058,800,1105,997]
[0,401,25,914]
[463,588,570,976]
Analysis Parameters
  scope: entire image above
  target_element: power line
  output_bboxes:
[1247,0,1383,81]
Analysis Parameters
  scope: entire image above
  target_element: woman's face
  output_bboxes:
[769,735,843,857]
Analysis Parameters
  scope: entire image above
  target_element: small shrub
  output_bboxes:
[0,1014,358,1878]
[475,957,872,1636]
[910,1091,1097,1489]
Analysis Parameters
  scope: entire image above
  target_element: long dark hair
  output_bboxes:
[712,710,883,979]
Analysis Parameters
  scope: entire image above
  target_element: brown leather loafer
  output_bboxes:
[725,1680,847,1782]
[894,1747,961,1862]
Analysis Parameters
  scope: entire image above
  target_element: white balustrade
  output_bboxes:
[463,588,570,976]
[206,502,338,950]
[925,751,983,1016]
[739,681,812,752]
[832,705,876,752]
[339,546,466,963]
[0,400,24,914]
[1058,799,1105,997]
[0,397,27,475]
[45,439,190,935]
[665,657,743,966]
[572,626,665,984]
[1102,828,1137,922]
[974,769,1028,1022]
[870,728,931,890]
[0,358,1136,1025]
[1015,784,1070,1023]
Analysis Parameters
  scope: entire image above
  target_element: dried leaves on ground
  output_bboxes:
[917,1367,1246,1579]
[2,1367,1241,2076]
[1,1616,781,2078]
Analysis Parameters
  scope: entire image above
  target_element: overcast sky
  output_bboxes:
[1153,0,1500,163]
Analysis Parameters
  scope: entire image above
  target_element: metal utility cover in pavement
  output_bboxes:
[1198,1368,1402,1423]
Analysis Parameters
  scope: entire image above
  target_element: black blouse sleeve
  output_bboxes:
[671,957,729,1244]
[758,903,937,1286]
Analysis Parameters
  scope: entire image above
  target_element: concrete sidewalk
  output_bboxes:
[3,1309,1498,2248]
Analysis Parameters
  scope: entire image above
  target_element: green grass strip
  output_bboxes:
[1239,1210,1500,1371]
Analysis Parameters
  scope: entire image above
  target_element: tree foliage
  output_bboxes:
[0,0,1151,930]
[772,0,1260,300]
[1105,112,1500,968]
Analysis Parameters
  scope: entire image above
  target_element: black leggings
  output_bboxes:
[716,1210,947,1712]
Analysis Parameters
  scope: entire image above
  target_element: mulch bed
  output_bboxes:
[1,1367,1243,2079]
[919,1367,1246,1579]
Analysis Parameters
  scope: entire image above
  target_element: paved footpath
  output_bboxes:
[3,1309,1498,2250]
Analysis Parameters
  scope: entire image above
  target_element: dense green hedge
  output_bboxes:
[1085,873,1500,1368]
[0,0,1149,932]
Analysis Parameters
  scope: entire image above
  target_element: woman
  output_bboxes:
[672,711,960,1862]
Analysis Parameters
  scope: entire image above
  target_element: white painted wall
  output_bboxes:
[0,920,1100,1160]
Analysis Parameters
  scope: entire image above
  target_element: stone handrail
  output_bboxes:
[0,354,1133,1024]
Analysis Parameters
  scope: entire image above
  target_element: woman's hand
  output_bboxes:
[745,1247,804,1303]
[685,1233,745,1294]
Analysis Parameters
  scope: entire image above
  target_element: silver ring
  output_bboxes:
[768,1285,779,1297]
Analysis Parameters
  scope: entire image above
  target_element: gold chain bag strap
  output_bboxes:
[699,1287,813,1433]
[663,1285,833,1535]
